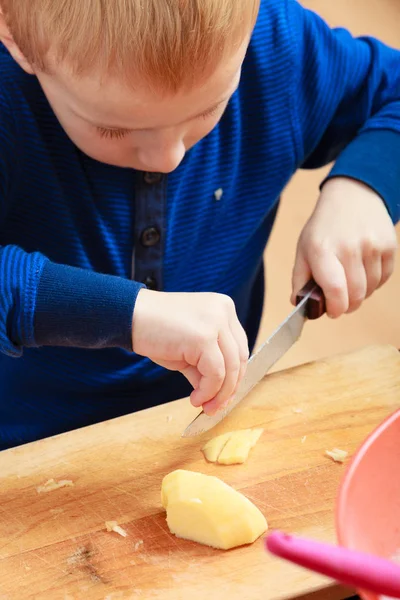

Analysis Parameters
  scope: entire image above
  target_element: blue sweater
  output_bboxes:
[1,0,399,450]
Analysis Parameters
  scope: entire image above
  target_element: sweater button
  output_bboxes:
[140,226,160,247]
[144,172,163,185]
[144,275,158,290]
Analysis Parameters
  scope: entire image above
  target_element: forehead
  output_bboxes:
[43,39,249,129]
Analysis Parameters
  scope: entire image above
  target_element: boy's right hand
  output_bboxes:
[132,289,249,415]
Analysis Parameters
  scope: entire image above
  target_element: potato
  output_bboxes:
[161,470,267,550]
[202,428,264,465]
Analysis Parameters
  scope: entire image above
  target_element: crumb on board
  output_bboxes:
[36,479,74,494]
[105,521,128,537]
[301,436,307,444]
[292,408,303,414]
[50,508,64,515]
[325,448,348,463]
[133,540,144,551]
[214,188,223,201]
[166,415,173,422]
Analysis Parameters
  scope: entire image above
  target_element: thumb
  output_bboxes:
[291,248,312,305]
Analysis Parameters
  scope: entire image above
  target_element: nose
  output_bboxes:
[137,133,186,174]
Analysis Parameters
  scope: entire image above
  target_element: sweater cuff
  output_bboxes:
[323,130,400,224]
[34,262,145,351]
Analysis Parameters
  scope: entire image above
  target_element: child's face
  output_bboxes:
[36,40,248,172]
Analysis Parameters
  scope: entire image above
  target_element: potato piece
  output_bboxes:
[218,428,263,465]
[36,479,74,493]
[325,448,348,463]
[201,432,232,462]
[161,470,267,550]
[105,521,128,537]
[202,428,263,465]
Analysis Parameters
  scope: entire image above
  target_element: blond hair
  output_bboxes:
[2,0,259,92]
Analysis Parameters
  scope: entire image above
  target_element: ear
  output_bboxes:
[0,10,35,74]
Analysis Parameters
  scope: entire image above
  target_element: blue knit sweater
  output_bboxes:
[1,0,399,450]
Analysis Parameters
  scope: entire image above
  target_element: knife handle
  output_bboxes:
[296,279,326,320]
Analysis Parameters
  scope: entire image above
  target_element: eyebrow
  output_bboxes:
[84,97,229,132]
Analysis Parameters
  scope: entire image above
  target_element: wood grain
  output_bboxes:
[0,345,399,600]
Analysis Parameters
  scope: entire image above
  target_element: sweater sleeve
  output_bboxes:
[288,0,400,223]
[0,94,144,358]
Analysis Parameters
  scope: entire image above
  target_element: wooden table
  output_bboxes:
[1,344,399,600]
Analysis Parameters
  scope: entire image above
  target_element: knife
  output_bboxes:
[182,279,326,438]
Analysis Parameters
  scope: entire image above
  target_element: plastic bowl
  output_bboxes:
[336,408,400,600]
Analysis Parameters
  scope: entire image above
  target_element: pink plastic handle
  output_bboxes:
[266,530,400,598]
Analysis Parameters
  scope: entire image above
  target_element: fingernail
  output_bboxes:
[222,395,234,409]
[203,404,217,416]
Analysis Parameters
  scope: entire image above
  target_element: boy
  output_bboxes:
[0,0,398,450]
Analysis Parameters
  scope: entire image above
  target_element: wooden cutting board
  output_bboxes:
[1,344,399,600]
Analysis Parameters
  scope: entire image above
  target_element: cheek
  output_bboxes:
[62,119,131,164]
[37,79,134,166]
[184,117,222,148]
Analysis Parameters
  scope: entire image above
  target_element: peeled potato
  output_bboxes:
[202,428,264,465]
[201,432,232,462]
[161,469,267,550]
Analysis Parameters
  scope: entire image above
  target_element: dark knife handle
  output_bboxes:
[295,279,326,320]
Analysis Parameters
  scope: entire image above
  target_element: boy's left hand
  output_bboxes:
[291,177,398,318]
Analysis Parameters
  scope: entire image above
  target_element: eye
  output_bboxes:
[96,127,130,140]
[199,105,221,120]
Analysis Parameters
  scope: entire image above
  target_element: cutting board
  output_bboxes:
[1,345,399,600]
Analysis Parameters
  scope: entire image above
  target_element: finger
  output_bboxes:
[189,342,225,408]
[205,329,241,413]
[203,328,248,417]
[340,249,367,313]
[236,359,247,394]
[229,317,249,363]
[308,251,348,318]
[379,249,396,288]
[227,320,248,399]
[229,315,249,380]
[202,392,235,416]
[363,250,382,298]
[210,355,248,413]
[291,250,312,305]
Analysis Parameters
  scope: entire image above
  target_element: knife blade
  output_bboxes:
[182,280,325,438]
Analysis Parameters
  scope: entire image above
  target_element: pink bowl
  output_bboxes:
[336,408,400,600]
